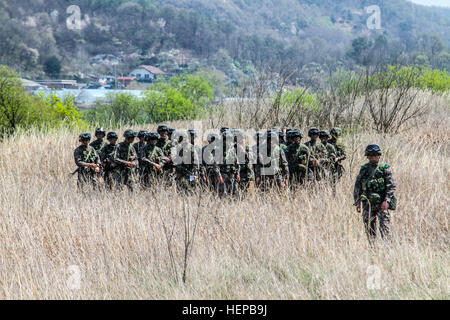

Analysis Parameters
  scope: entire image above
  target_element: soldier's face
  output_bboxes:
[150,139,157,145]
[367,154,381,163]
[160,132,168,139]
[108,138,117,145]
[125,137,134,144]
[311,134,318,141]
[320,137,327,143]
[96,134,105,140]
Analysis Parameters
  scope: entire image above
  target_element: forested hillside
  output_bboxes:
[1,0,449,82]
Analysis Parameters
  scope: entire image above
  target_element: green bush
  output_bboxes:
[0,65,84,137]
[83,74,213,127]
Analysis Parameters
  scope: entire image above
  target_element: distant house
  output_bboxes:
[129,65,165,82]
[117,77,137,88]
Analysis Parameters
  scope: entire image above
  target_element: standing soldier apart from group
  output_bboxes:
[353,144,396,244]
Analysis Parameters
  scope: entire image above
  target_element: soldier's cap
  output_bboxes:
[138,130,148,138]
[365,144,382,156]
[107,131,118,140]
[157,125,169,133]
[145,132,159,141]
[79,133,91,142]
[308,127,320,136]
[220,127,230,134]
[207,133,218,142]
[330,127,342,138]
[95,127,106,136]
[168,128,176,134]
[290,130,303,139]
[319,130,330,138]
[123,129,137,139]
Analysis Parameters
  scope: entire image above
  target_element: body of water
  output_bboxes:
[33,89,145,108]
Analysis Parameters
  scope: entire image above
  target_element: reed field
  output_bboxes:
[0,97,448,300]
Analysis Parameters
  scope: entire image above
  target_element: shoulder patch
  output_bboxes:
[385,164,389,168]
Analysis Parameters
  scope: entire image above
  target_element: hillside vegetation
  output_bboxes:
[1,0,449,83]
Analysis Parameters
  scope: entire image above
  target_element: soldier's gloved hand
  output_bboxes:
[153,163,162,171]
[381,201,389,211]
[127,161,136,168]
[356,203,361,213]
[218,176,224,184]
[94,166,100,173]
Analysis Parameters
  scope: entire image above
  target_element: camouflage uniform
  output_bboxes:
[90,139,107,154]
[305,140,329,181]
[113,141,139,191]
[321,141,337,178]
[286,141,310,186]
[329,137,346,180]
[202,143,221,191]
[157,137,175,182]
[100,143,117,190]
[236,144,255,192]
[218,145,240,196]
[354,162,396,242]
[173,142,200,191]
[74,144,100,190]
[255,143,289,191]
[140,143,166,188]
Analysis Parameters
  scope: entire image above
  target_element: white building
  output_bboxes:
[129,65,165,82]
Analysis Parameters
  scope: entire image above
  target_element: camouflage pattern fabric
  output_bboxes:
[113,141,139,191]
[74,145,100,190]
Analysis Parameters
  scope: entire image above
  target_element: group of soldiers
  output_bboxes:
[73,125,346,194]
[74,125,396,242]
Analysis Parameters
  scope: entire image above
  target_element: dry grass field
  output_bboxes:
[0,99,448,300]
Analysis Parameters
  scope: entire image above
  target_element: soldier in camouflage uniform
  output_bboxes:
[354,145,396,243]
[168,128,176,142]
[233,129,254,194]
[134,130,148,183]
[100,131,119,190]
[74,133,101,191]
[255,131,289,191]
[90,128,107,154]
[202,133,221,191]
[319,130,337,179]
[173,131,200,191]
[140,132,166,188]
[305,127,329,182]
[329,127,346,180]
[157,125,175,184]
[189,129,207,185]
[285,130,310,187]
[113,129,139,191]
[214,131,240,196]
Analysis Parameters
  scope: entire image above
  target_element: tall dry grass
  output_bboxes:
[0,100,448,299]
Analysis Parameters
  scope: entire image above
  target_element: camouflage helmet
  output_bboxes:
[157,125,169,133]
[308,127,320,137]
[79,133,91,142]
[123,129,137,139]
[137,130,148,138]
[107,131,118,140]
[145,132,159,141]
[207,133,218,143]
[365,144,382,156]
[319,130,330,138]
[290,130,303,139]
[168,128,176,134]
[95,127,106,137]
[330,127,342,138]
